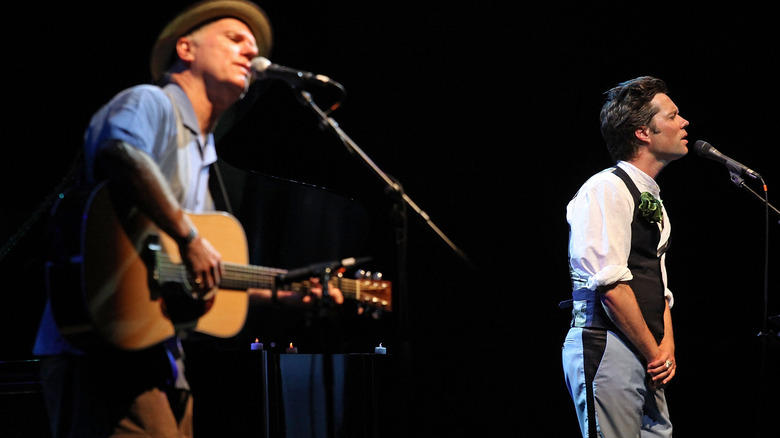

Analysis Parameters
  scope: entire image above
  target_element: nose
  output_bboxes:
[680,116,690,129]
[243,41,259,60]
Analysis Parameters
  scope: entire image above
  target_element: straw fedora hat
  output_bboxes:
[150,0,273,81]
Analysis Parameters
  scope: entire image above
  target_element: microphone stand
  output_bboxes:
[728,171,775,329]
[294,90,476,270]
[319,266,335,438]
[729,171,780,221]
[729,170,778,429]
[294,87,478,329]
[295,89,475,437]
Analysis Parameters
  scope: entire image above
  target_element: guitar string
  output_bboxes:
[155,259,389,303]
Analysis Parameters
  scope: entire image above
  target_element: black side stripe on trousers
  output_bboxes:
[583,328,607,438]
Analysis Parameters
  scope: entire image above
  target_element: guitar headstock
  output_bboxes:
[337,270,392,314]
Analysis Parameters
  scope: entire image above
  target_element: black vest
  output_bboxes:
[570,166,668,345]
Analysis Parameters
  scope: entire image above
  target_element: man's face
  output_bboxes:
[646,93,690,162]
[185,18,259,102]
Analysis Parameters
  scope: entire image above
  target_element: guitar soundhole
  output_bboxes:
[159,283,214,324]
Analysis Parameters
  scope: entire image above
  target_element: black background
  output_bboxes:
[2,1,779,436]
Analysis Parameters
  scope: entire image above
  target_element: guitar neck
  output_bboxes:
[220,262,286,290]
[156,258,392,310]
[295,276,392,310]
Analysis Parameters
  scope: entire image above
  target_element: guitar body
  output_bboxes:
[48,182,249,350]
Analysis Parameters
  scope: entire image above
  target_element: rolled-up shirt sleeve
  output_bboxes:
[661,253,674,308]
[567,173,635,291]
[83,85,175,184]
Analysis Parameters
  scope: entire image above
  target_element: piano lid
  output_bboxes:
[210,157,369,271]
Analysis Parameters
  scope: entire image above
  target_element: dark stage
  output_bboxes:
[2,1,779,436]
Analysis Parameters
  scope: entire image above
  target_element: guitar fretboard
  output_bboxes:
[154,256,391,308]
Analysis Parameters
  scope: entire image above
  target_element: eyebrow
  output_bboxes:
[225,29,256,46]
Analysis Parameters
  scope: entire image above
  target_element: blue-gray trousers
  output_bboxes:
[562,327,673,437]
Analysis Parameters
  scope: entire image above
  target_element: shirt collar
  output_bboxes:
[162,82,200,138]
[617,160,661,197]
[162,82,217,166]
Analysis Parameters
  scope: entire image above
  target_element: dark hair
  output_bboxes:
[599,76,668,162]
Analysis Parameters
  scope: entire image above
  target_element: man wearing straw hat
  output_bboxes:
[32,1,334,436]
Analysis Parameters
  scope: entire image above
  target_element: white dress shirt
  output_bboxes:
[567,161,674,307]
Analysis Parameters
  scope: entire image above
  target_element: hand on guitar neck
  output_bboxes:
[247,277,345,308]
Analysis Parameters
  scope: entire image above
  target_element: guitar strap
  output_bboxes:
[163,88,232,215]
[209,160,234,216]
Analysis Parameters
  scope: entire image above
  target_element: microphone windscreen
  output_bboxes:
[692,140,711,156]
[251,57,272,74]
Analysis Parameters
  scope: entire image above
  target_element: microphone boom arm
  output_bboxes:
[729,171,780,221]
[294,90,476,270]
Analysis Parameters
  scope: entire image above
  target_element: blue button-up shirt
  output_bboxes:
[34,82,217,356]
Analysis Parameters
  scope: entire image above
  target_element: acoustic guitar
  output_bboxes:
[47,182,391,350]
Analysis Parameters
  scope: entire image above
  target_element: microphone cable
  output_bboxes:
[756,176,773,438]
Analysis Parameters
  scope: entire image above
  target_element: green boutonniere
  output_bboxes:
[638,192,663,224]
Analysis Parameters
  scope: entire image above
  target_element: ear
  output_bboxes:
[634,126,651,144]
[175,37,196,64]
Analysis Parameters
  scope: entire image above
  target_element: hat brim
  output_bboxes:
[150,0,272,81]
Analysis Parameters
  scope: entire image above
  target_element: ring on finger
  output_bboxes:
[665,360,673,369]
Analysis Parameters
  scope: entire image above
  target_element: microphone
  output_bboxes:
[251,57,340,89]
[692,140,761,180]
[276,256,371,284]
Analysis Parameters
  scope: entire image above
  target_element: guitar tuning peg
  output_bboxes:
[355,269,367,279]
[372,272,383,281]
